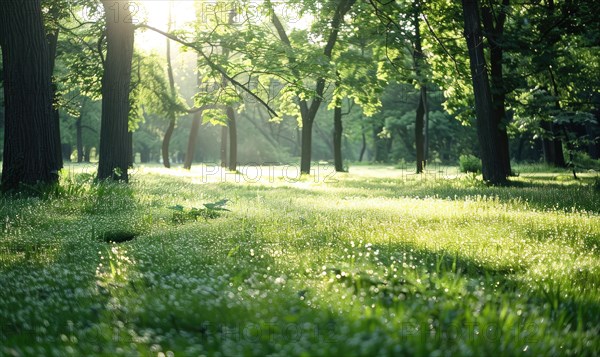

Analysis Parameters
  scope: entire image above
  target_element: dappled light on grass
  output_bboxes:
[1,165,599,355]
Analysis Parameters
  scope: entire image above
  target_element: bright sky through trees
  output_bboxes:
[136,0,196,52]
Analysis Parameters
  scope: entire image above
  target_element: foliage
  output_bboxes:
[169,198,231,223]
[459,154,482,174]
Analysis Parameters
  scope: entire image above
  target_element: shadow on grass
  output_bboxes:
[332,175,600,214]
[369,239,600,329]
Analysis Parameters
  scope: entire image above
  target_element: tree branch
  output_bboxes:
[137,24,279,118]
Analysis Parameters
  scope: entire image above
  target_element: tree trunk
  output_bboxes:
[540,120,554,164]
[184,111,202,169]
[220,126,228,168]
[162,118,175,168]
[540,120,566,166]
[83,146,91,163]
[461,0,506,184]
[551,127,566,167]
[359,129,367,162]
[481,0,512,177]
[76,112,84,163]
[333,102,344,172]
[300,118,314,173]
[268,0,356,174]
[97,0,134,181]
[227,107,237,171]
[413,2,427,173]
[0,0,62,190]
[415,89,426,173]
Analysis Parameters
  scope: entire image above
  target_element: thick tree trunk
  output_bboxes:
[297,115,315,170]
[97,1,134,181]
[184,111,202,170]
[220,126,228,168]
[333,103,344,172]
[300,118,314,173]
[227,107,237,171]
[0,0,62,190]
[461,0,506,184]
[481,0,512,177]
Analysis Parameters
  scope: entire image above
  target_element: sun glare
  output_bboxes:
[136,0,196,52]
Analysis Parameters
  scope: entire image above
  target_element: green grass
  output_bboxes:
[1,164,599,356]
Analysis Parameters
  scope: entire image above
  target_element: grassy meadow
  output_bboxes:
[1,164,599,356]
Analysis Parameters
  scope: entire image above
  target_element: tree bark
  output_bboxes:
[333,101,344,172]
[227,106,237,171]
[413,1,427,173]
[461,0,506,184]
[0,0,62,190]
[481,0,512,177]
[300,119,314,171]
[97,1,135,181]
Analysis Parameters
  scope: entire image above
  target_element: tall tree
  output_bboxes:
[226,106,238,171]
[0,0,62,190]
[413,0,428,174]
[461,0,506,184]
[332,82,344,172]
[268,0,356,174]
[480,0,512,176]
[97,0,135,181]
